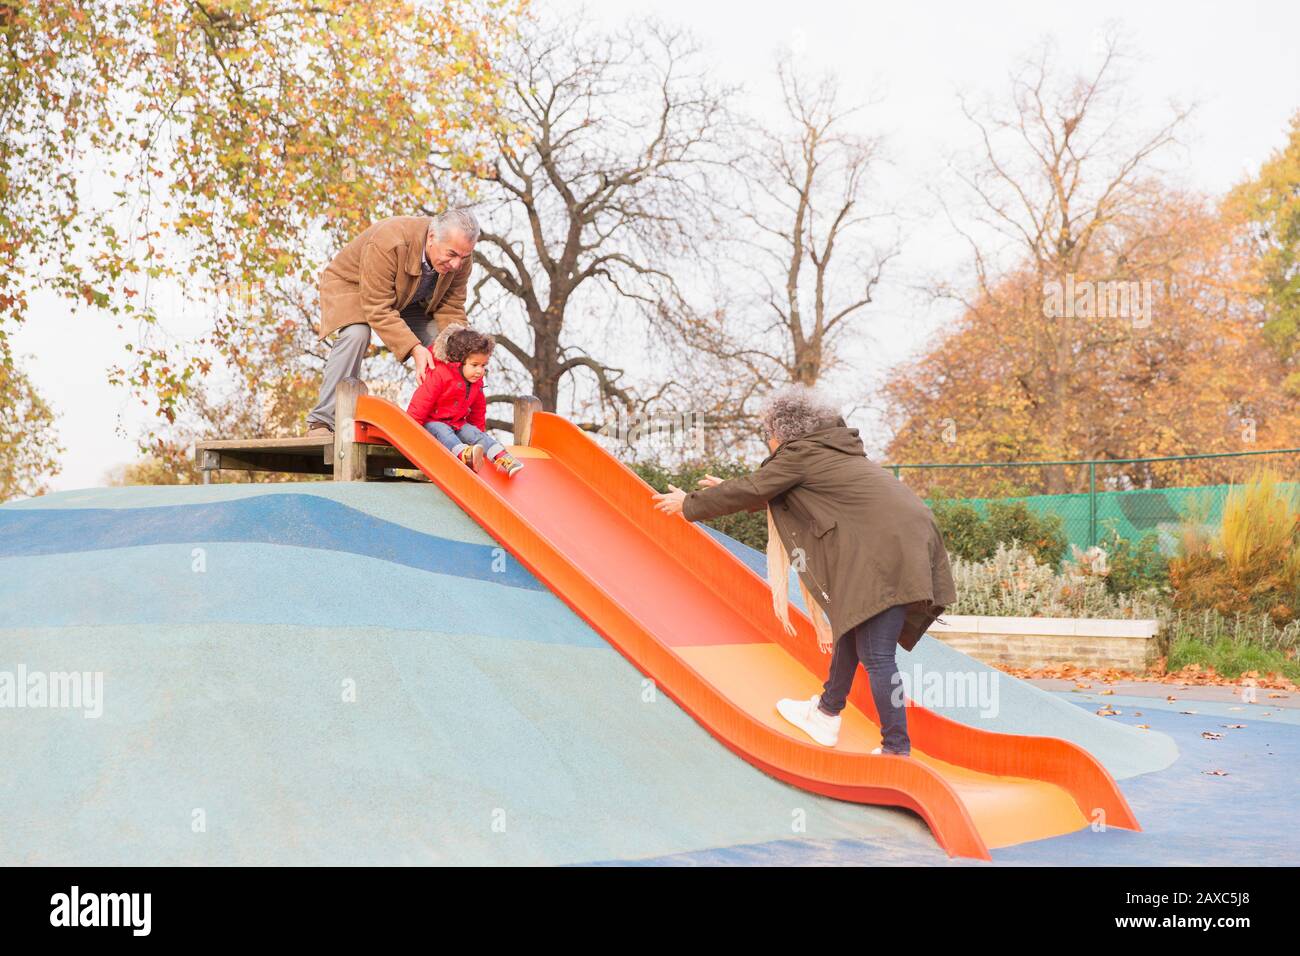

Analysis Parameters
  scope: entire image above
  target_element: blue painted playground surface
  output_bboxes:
[0,482,1294,865]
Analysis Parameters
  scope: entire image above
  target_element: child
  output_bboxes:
[406,323,523,477]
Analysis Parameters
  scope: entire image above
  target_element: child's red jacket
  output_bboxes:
[406,359,486,431]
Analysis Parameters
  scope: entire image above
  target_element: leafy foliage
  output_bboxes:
[629,459,768,551]
[949,541,1298,679]
[1226,111,1300,379]
[0,354,62,500]
[1095,527,1170,596]
[3,0,521,428]
[0,1,139,341]
[1169,469,1300,627]
[932,498,1066,567]
[929,500,996,563]
[881,39,1299,495]
[949,542,1163,619]
[986,500,1067,567]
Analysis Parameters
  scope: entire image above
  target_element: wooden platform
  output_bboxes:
[194,378,543,483]
[195,435,419,481]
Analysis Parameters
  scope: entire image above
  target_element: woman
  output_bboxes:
[651,385,956,755]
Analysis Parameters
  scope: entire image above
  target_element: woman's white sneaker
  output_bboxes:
[776,694,841,747]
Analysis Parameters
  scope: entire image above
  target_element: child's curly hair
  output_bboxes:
[442,326,496,364]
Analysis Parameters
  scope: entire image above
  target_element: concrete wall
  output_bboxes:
[928,615,1161,671]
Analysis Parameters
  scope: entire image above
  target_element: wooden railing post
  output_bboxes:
[335,377,369,480]
[513,395,542,446]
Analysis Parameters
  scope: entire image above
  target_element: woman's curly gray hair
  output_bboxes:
[758,384,843,445]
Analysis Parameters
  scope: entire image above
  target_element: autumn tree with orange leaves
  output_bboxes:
[882,31,1299,497]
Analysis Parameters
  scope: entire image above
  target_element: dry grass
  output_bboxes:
[1170,468,1300,627]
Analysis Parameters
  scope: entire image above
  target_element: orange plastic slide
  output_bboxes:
[353,396,1141,860]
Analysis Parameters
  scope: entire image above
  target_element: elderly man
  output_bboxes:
[305,207,479,438]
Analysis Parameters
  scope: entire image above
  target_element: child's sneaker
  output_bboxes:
[776,694,841,747]
[457,444,485,470]
[493,451,524,477]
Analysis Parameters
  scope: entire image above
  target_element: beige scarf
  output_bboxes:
[766,505,835,647]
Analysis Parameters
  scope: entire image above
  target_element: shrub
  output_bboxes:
[933,498,1067,567]
[1169,469,1300,627]
[985,500,1068,567]
[629,459,769,551]
[1096,528,1170,596]
[949,542,1298,679]
[949,543,1164,619]
[931,500,996,563]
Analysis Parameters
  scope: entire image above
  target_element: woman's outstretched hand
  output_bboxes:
[653,475,724,516]
[651,484,687,516]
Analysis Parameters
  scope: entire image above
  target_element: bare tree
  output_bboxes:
[932,28,1194,489]
[431,9,733,433]
[696,54,896,402]
[944,31,1191,292]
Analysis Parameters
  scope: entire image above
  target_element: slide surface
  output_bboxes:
[353,397,1141,859]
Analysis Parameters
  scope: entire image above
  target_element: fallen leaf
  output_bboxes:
[999,664,1297,692]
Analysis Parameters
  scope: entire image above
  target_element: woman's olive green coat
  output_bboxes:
[681,423,956,650]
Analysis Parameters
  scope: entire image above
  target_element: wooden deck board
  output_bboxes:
[195,434,417,479]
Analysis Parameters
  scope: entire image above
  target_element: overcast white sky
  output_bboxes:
[13,0,1299,492]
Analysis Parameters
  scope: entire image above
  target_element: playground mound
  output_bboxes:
[0,482,1176,865]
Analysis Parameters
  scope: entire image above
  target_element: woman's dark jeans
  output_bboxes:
[817,603,910,755]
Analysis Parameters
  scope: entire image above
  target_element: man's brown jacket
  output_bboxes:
[318,215,471,361]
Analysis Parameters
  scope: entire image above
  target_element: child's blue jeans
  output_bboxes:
[424,421,506,460]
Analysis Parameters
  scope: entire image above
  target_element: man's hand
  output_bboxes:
[651,483,688,516]
[697,473,724,488]
[410,344,433,383]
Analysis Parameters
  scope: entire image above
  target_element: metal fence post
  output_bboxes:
[1088,461,1097,548]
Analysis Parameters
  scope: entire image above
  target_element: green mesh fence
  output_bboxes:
[884,448,1300,556]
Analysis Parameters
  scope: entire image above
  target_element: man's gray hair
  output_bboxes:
[758,383,843,445]
[433,206,481,243]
